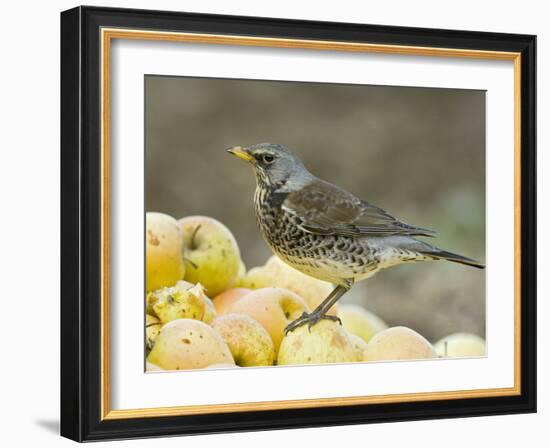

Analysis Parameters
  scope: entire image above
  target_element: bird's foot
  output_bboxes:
[284,311,342,335]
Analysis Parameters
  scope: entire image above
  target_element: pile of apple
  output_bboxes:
[145,212,486,371]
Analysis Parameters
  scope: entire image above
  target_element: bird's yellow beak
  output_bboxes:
[227,146,254,163]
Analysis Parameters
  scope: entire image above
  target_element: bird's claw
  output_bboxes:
[321,314,342,326]
[284,312,308,335]
[284,311,342,335]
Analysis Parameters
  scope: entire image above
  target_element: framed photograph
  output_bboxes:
[60,6,536,441]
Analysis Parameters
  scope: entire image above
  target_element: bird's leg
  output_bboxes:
[284,286,347,334]
[284,280,353,334]
[314,279,354,318]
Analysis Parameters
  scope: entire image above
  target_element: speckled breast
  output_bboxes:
[253,187,380,283]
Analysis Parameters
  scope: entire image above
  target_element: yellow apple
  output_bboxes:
[147,282,207,324]
[203,363,239,369]
[146,361,163,372]
[178,216,242,297]
[212,288,252,315]
[278,320,357,365]
[337,304,388,343]
[234,260,247,285]
[202,296,217,324]
[211,314,276,367]
[434,333,486,358]
[146,212,186,292]
[225,287,308,354]
[145,314,161,354]
[347,333,369,362]
[147,319,234,370]
[363,326,437,362]
[239,256,337,314]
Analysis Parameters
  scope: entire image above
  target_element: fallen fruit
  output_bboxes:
[147,282,207,324]
[146,212,186,292]
[347,333,369,362]
[211,313,276,367]
[147,319,234,370]
[434,332,486,358]
[203,363,239,369]
[363,326,437,362]
[338,304,388,343]
[145,314,161,355]
[239,256,337,315]
[179,216,242,297]
[202,296,217,324]
[225,287,308,354]
[212,288,251,315]
[278,320,357,365]
[146,361,163,372]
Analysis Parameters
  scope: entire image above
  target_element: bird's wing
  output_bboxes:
[282,179,436,237]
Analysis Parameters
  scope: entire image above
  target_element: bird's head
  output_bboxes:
[227,143,310,190]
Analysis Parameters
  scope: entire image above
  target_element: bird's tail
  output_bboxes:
[421,248,485,269]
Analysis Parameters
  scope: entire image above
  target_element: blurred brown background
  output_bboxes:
[145,75,486,342]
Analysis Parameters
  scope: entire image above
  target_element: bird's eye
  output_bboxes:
[262,154,275,164]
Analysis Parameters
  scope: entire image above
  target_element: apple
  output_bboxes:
[363,326,437,362]
[146,281,207,324]
[147,319,234,370]
[225,287,308,354]
[211,313,276,367]
[347,333,369,362]
[145,314,161,354]
[239,256,337,314]
[278,320,357,365]
[203,363,239,370]
[146,361,163,372]
[146,212,186,292]
[202,296,217,324]
[434,333,486,358]
[337,304,388,343]
[235,260,247,285]
[212,288,252,315]
[178,216,242,297]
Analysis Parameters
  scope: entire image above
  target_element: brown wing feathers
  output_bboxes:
[283,179,436,238]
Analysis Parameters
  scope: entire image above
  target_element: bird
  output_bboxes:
[227,143,485,334]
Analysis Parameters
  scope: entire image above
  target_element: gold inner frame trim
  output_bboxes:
[100,27,522,420]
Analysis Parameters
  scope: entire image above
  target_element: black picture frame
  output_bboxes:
[61,5,536,442]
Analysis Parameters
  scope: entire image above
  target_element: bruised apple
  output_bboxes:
[239,256,337,315]
[211,314,276,366]
[146,212,186,292]
[147,319,234,370]
[225,287,308,354]
[145,314,161,354]
[347,333,369,362]
[146,281,207,324]
[179,216,242,297]
[202,296,217,324]
[278,320,357,365]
